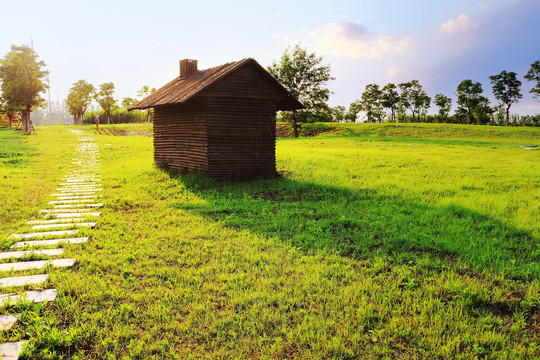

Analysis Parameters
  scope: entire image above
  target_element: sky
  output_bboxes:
[1,0,539,115]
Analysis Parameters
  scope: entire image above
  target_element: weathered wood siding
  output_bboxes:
[152,62,286,180]
[153,99,208,172]
[207,98,277,179]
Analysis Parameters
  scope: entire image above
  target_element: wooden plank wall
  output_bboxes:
[153,99,208,172]
[207,98,277,179]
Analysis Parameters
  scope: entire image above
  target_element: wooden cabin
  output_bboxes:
[130,58,303,180]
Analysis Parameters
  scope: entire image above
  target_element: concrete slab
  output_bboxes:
[0,249,64,260]
[55,195,101,200]
[47,199,95,204]
[11,237,88,249]
[30,222,95,230]
[53,204,102,209]
[0,340,26,359]
[27,219,88,225]
[40,208,97,213]
[8,229,79,240]
[0,274,49,288]
[44,212,100,218]
[0,289,57,306]
[0,314,20,330]
[0,258,75,272]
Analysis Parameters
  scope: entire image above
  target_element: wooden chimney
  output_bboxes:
[179,59,198,78]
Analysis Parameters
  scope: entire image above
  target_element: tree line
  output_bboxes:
[268,45,540,135]
[66,80,155,125]
[1,43,539,135]
[0,44,155,132]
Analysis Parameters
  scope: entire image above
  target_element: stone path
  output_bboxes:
[0,130,101,359]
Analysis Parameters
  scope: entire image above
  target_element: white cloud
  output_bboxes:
[439,14,479,34]
[309,22,415,59]
[479,3,489,10]
[386,66,413,81]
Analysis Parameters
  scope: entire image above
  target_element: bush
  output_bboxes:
[82,109,148,124]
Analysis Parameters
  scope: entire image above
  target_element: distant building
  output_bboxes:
[130,58,303,180]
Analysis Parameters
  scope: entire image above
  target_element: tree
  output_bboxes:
[416,91,431,122]
[121,97,138,109]
[489,71,522,126]
[137,86,156,122]
[456,80,488,125]
[94,82,117,124]
[360,84,384,122]
[0,45,48,134]
[524,60,540,100]
[381,83,400,123]
[433,93,452,123]
[398,80,424,122]
[347,100,363,123]
[66,80,95,124]
[267,44,333,137]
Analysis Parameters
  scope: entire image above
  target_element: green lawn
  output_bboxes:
[0,123,538,359]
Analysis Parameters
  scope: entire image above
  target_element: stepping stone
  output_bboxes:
[45,212,100,218]
[56,188,101,192]
[0,289,57,306]
[0,258,75,272]
[8,230,79,240]
[55,195,100,200]
[53,204,102,209]
[11,237,89,249]
[0,314,20,330]
[48,199,95,204]
[0,340,26,359]
[41,208,97,213]
[0,249,64,260]
[27,219,88,225]
[58,182,99,186]
[51,192,96,197]
[0,274,49,288]
[31,222,95,230]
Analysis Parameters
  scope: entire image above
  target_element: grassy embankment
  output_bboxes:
[0,123,538,359]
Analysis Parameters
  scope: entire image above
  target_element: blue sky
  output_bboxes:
[1,0,539,114]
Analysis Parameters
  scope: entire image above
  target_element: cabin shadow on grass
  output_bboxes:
[171,174,539,281]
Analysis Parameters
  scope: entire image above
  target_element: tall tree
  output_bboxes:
[381,83,400,123]
[489,71,522,126]
[456,80,487,125]
[398,80,424,122]
[524,60,540,100]
[267,44,333,137]
[66,80,95,124]
[0,45,48,134]
[433,93,452,123]
[95,82,117,124]
[137,86,156,122]
[360,84,384,122]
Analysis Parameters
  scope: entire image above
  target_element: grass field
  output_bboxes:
[0,123,538,359]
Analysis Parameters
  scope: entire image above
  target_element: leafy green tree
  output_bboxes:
[416,91,431,122]
[94,82,117,124]
[524,60,540,100]
[137,86,156,122]
[434,93,452,123]
[360,84,384,122]
[398,80,425,122]
[456,80,489,125]
[66,80,95,125]
[489,71,522,126]
[381,83,400,123]
[0,45,48,134]
[268,44,333,137]
[121,97,138,109]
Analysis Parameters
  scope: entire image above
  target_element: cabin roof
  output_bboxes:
[129,58,303,111]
